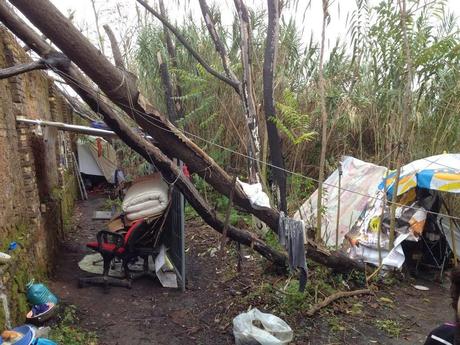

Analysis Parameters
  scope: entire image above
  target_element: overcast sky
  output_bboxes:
[48,0,460,52]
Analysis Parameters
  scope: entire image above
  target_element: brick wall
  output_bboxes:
[0,27,79,327]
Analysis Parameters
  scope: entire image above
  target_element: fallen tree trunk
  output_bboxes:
[9,0,281,234]
[0,0,287,267]
[2,0,367,273]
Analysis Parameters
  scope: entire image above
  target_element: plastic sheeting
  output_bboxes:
[294,156,387,247]
[77,136,117,183]
[237,178,271,209]
[379,153,460,197]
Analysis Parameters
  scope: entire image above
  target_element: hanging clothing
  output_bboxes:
[278,212,308,291]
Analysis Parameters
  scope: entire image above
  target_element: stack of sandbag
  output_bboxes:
[122,174,170,221]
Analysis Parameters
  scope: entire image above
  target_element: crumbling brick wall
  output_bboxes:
[0,27,79,328]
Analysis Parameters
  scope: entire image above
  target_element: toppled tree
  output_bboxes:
[0,0,365,273]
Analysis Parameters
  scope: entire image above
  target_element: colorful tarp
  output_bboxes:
[379,154,460,197]
[293,156,387,247]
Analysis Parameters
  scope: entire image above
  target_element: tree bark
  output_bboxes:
[316,0,329,241]
[263,0,287,213]
[8,0,281,234]
[0,0,288,268]
[103,24,125,70]
[158,0,184,121]
[157,53,177,123]
[0,59,45,78]
[233,0,262,183]
[0,52,70,79]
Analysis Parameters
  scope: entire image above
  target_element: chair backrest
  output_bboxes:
[123,220,147,246]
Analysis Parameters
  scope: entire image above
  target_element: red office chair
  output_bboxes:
[78,219,160,291]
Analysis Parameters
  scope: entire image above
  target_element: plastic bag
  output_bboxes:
[232,308,293,345]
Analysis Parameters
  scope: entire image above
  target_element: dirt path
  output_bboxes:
[49,195,452,344]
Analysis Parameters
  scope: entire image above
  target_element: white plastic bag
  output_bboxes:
[233,308,293,345]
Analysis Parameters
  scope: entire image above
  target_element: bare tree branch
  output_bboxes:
[198,0,238,82]
[136,0,240,92]
[0,59,45,79]
[0,51,70,79]
[103,24,125,70]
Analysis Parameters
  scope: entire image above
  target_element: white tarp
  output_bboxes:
[294,156,387,247]
[348,232,412,269]
[77,136,117,183]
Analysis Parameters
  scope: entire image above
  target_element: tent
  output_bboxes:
[77,136,117,184]
[295,154,460,270]
[294,156,387,247]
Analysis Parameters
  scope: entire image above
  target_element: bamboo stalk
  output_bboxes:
[335,162,342,250]
[316,0,329,242]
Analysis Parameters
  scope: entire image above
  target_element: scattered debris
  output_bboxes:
[306,289,371,316]
[233,308,293,345]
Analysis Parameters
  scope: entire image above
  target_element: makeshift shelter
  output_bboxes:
[77,136,117,184]
[296,154,460,270]
[294,156,387,247]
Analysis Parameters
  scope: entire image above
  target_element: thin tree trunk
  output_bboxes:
[263,0,287,213]
[157,52,177,123]
[389,0,413,248]
[90,0,104,55]
[316,0,329,241]
[136,0,239,91]
[233,0,262,183]
[158,0,184,121]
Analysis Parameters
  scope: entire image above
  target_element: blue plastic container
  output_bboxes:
[26,282,58,305]
[34,339,57,345]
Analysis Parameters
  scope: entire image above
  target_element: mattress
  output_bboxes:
[122,174,170,220]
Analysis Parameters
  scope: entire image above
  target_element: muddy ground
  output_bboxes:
[48,195,452,344]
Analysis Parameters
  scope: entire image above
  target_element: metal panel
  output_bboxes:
[162,165,186,291]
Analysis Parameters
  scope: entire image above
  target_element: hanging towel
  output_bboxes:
[279,212,308,291]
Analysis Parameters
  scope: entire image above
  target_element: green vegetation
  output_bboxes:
[132,0,460,212]
[238,262,366,318]
[375,319,403,338]
[49,305,98,345]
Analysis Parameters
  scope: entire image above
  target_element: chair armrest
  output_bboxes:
[96,230,125,252]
